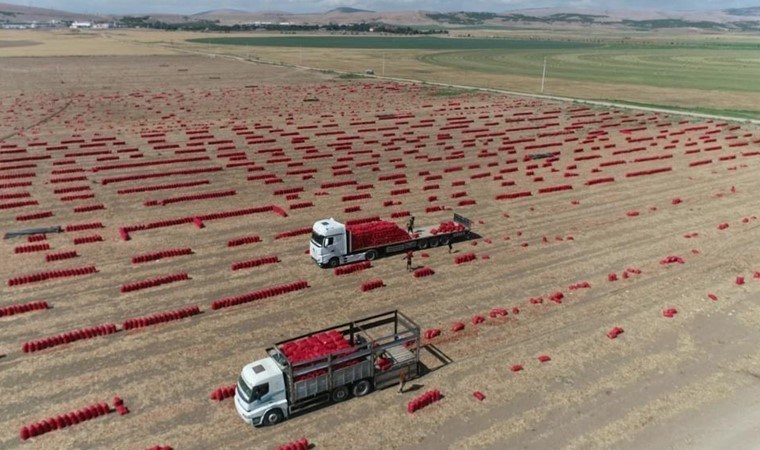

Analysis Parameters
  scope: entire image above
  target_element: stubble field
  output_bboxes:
[1,45,760,450]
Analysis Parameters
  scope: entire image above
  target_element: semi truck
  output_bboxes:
[234,310,421,426]
[310,213,472,268]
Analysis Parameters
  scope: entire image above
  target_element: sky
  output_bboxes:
[8,0,758,15]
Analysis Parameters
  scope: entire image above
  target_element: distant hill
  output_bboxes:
[503,6,760,22]
[723,6,760,16]
[0,1,103,22]
[327,7,375,14]
[191,9,252,17]
[156,8,435,26]
[1,2,759,32]
[151,6,760,30]
[426,8,760,30]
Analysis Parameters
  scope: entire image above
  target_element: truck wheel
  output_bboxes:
[418,239,429,249]
[328,257,339,268]
[352,380,373,397]
[440,236,450,246]
[429,238,440,247]
[365,250,378,261]
[263,408,284,426]
[331,386,349,403]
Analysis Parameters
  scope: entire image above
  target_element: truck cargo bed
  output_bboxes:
[411,225,440,239]
[294,360,372,401]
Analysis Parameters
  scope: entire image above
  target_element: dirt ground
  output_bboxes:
[0,50,759,450]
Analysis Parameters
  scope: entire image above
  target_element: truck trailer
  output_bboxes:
[235,310,421,426]
[310,213,472,268]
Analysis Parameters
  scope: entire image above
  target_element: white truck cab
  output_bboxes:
[234,357,289,426]
[310,218,349,268]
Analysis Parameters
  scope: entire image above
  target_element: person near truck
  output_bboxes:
[406,216,415,234]
[398,366,409,394]
[404,251,413,272]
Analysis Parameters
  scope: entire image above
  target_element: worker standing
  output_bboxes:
[404,250,413,272]
[406,216,415,234]
[448,241,453,253]
[398,366,409,394]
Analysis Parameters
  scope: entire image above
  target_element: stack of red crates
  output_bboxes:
[431,221,465,235]
[347,220,410,251]
[281,331,359,381]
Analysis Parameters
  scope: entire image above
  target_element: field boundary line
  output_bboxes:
[372,76,760,125]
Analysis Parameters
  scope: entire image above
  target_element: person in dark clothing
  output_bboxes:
[448,241,453,253]
[404,251,413,272]
[406,216,415,234]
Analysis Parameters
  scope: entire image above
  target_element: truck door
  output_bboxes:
[324,236,335,256]
[332,233,348,256]
[330,234,347,256]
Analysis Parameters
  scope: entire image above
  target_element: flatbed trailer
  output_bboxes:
[310,213,472,268]
[235,310,421,426]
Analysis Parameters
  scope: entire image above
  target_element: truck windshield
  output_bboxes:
[311,231,325,247]
[237,375,253,402]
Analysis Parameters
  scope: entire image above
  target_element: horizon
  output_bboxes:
[5,0,760,16]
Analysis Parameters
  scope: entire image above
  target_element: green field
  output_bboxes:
[188,35,760,116]
[189,35,760,50]
[191,36,760,93]
[418,48,760,92]
[189,36,598,50]
[598,100,760,120]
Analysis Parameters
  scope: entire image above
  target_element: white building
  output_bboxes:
[70,21,92,29]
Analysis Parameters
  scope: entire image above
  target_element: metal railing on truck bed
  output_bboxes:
[267,310,421,400]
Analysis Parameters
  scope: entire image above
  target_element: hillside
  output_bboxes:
[327,7,375,14]
[428,8,760,30]
[0,2,102,22]
[1,2,759,31]
[182,9,435,26]
[137,6,760,30]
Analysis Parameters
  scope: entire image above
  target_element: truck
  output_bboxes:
[234,310,421,426]
[310,213,472,268]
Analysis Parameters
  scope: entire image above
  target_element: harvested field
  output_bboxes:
[1,53,759,450]
[0,40,41,48]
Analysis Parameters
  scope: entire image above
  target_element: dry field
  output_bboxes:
[1,51,760,450]
[4,30,760,113]
[0,30,177,57]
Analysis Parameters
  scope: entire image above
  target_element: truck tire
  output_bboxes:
[429,237,440,247]
[418,239,429,249]
[331,386,349,403]
[262,408,284,426]
[365,250,378,261]
[440,236,451,246]
[328,257,339,268]
[352,380,373,397]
